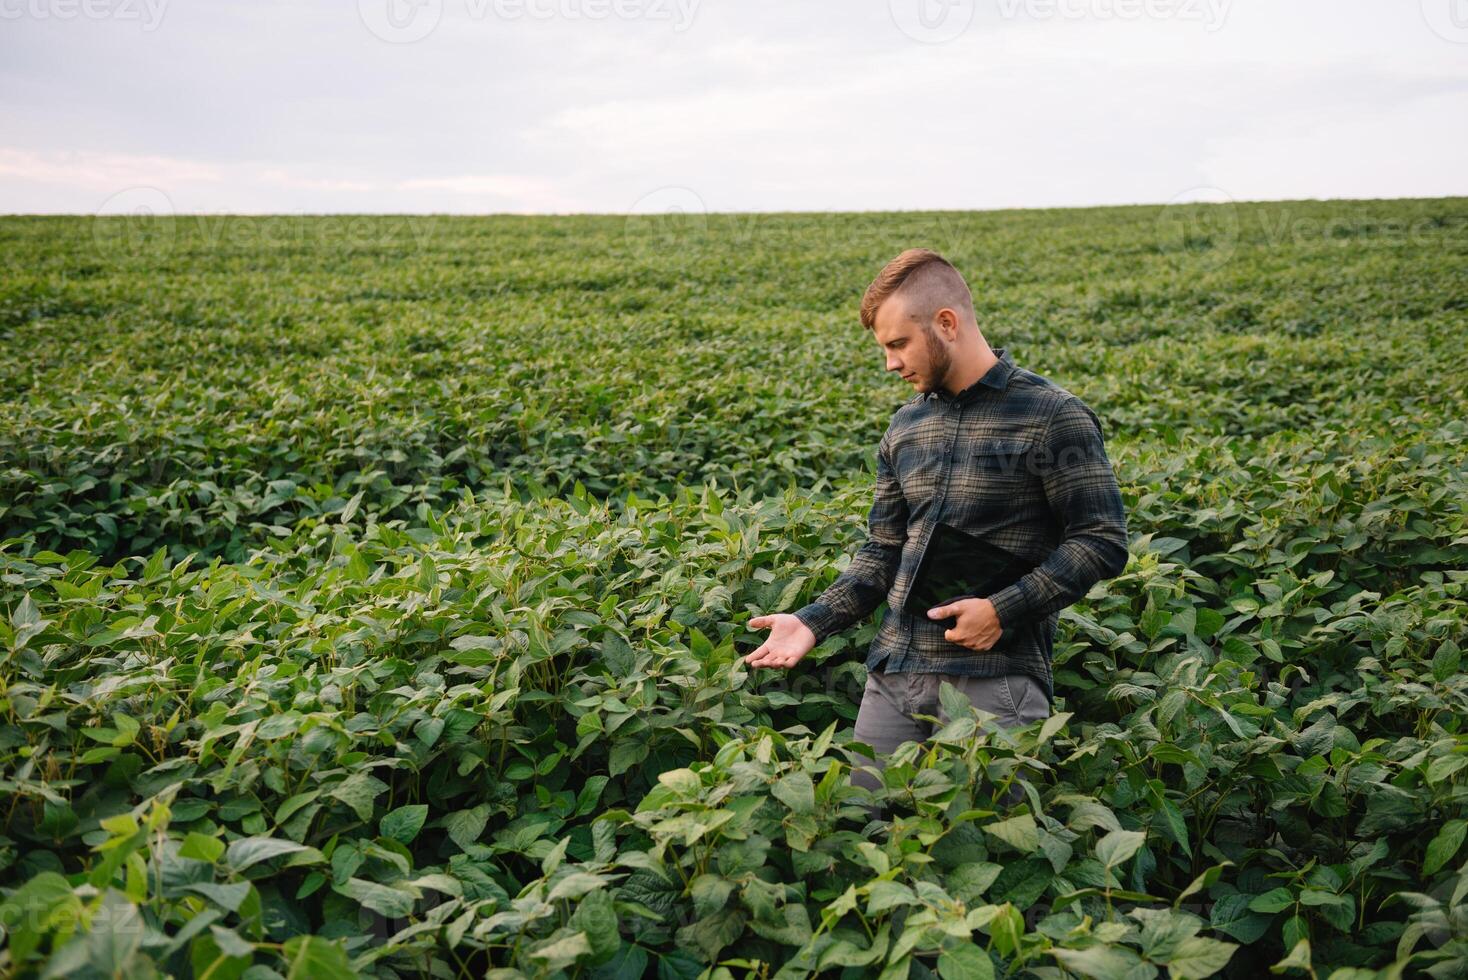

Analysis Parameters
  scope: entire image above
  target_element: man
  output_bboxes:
[743,248,1128,814]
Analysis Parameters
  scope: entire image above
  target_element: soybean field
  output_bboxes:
[1,198,1466,979]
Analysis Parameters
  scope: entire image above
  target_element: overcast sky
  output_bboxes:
[2,0,1465,214]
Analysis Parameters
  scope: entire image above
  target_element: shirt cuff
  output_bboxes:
[985,582,1032,630]
[792,604,835,645]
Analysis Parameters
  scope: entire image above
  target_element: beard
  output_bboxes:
[920,322,953,390]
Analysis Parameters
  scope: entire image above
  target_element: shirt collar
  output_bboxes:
[926,348,1015,404]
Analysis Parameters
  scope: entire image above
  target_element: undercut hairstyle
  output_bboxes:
[860,248,975,332]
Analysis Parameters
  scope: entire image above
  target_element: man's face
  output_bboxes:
[873,297,952,394]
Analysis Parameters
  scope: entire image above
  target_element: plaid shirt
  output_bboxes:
[793,348,1128,704]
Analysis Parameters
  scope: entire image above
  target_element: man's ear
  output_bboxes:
[935,308,959,339]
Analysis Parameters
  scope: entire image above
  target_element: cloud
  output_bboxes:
[0,147,583,213]
[0,148,223,190]
[258,169,379,193]
[398,174,576,209]
[0,0,1464,212]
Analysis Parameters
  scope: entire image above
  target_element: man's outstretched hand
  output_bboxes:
[743,614,817,669]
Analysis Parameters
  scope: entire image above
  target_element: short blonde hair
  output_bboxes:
[860,248,973,331]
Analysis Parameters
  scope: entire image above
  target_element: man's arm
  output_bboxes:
[985,396,1129,628]
[792,432,909,645]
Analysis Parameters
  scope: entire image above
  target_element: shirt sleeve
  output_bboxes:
[792,432,909,645]
[985,395,1129,628]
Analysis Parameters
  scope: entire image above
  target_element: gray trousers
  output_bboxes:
[850,667,1050,818]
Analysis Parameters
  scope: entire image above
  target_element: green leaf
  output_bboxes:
[658,768,702,796]
[183,882,253,913]
[1194,607,1225,639]
[867,880,919,915]
[938,944,994,980]
[1298,888,1350,908]
[1151,794,1192,857]
[380,804,428,845]
[329,772,387,822]
[949,862,1003,903]
[1096,829,1146,869]
[855,841,890,875]
[274,790,321,825]
[1427,754,1467,784]
[1052,943,1147,980]
[1269,938,1311,975]
[444,805,490,851]
[446,634,500,666]
[772,771,815,814]
[1433,640,1461,683]
[227,837,312,872]
[414,716,445,746]
[1156,690,1188,729]
[11,593,41,629]
[282,935,356,980]
[1209,893,1271,944]
[983,813,1039,853]
[596,942,648,980]
[1166,936,1238,979]
[334,877,417,918]
[570,888,619,964]
[939,680,976,724]
[530,930,593,969]
[690,874,734,916]
[1248,888,1294,914]
[548,871,608,902]
[179,832,226,864]
[209,924,255,958]
[340,489,365,524]
[1174,862,1232,908]
[0,872,75,965]
[675,908,746,961]
[111,712,140,746]
[609,740,648,777]
[1425,820,1468,875]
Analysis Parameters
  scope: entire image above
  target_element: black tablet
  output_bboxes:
[902,521,1036,629]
